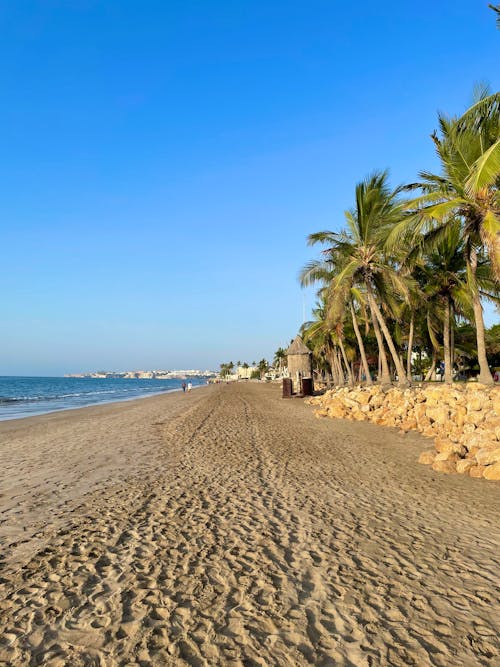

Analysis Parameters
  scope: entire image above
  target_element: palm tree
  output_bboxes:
[306,171,411,386]
[301,304,351,386]
[490,4,500,27]
[300,258,372,385]
[389,92,500,384]
[411,221,472,383]
[258,359,269,379]
[273,347,287,374]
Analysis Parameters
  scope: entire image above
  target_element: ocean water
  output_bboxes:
[0,376,207,421]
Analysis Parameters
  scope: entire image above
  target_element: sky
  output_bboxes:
[0,1,499,375]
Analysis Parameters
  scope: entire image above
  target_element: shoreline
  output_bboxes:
[1,382,498,665]
[0,381,207,424]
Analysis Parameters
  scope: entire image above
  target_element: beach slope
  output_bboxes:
[0,383,499,665]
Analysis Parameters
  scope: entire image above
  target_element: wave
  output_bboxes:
[0,387,169,405]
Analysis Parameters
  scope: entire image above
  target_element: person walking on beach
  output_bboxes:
[182,381,187,393]
[187,382,192,392]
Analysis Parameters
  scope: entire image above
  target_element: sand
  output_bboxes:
[0,382,499,666]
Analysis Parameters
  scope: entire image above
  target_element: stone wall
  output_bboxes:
[307,384,500,481]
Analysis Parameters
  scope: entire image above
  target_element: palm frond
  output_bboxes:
[465,138,500,193]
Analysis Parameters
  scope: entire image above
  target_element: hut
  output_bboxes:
[286,335,313,395]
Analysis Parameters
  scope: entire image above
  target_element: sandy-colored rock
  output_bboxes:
[466,446,481,459]
[355,392,371,406]
[400,419,418,432]
[483,462,500,480]
[418,450,436,465]
[434,438,466,456]
[312,384,500,479]
[468,432,495,450]
[469,465,486,479]
[434,451,459,463]
[432,459,456,474]
[464,411,485,427]
[467,393,490,411]
[426,407,450,425]
[369,394,385,409]
[475,447,500,466]
[454,405,467,427]
[456,459,475,475]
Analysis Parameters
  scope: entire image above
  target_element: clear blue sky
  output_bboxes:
[0,1,498,375]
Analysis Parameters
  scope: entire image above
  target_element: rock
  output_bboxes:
[434,438,466,456]
[427,407,450,425]
[432,459,456,474]
[475,447,500,466]
[483,462,500,480]
[467,394,489,411]
[356,392,371,406]
[469,465,486,479]
[310,385,500,481]
[467,432,493,450]
[370,394,385,409]
[328,405,347,419]
[418,450,436,465]
[434,451,459,463]
[455,405,467,427]
[456,459,475,475]
[464,411,486,426]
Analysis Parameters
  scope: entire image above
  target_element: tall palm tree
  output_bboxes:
[388,92,500,384]
[306,171,411,386]
[411,221,471,383]
[490,4,500,27]
[300,258,372,385]
[273,347,287,374]
[301,302,349,385]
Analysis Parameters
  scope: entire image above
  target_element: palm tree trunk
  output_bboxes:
[334,350,342,385]
[365,283,391,384]
[328,350,337,386]
[338,337,353,385]
[443,295,453,384]
[336,349,347,385]
[329,349,341,386]
[367,283,407,385]
[468,249,493,385]
[350,300,372,385]
[425,348,437,381]
[451,320,455,377]
[406,313,414,382]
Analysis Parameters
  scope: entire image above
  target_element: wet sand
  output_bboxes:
[0,382,499,666]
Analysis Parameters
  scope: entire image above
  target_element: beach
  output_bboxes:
[0,382,499,666]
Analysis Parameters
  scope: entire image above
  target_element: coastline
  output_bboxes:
[0,379,207,423]
[1,382,499,665]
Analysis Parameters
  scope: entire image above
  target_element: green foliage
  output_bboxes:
[298,91,500,386]
[257,359,269,376]
[489,4,500,28]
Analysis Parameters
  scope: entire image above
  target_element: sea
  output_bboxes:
[0,376,207,422]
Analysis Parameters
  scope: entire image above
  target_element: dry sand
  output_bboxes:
[0,382,499,666]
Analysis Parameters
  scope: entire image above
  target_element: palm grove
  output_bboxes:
[300,89,500,388]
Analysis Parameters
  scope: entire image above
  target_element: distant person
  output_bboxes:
[182,381,187,393]
[494,369,500,383]
[187,381,192,392]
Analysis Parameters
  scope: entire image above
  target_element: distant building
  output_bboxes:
[237,366,256,380]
